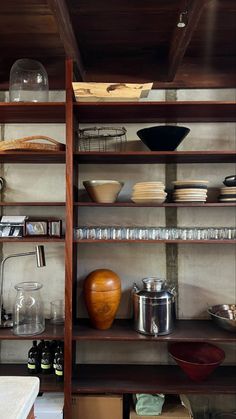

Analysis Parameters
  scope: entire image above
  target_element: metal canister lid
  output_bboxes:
[142,277,164,292]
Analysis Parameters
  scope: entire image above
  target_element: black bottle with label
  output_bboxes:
[27,340,40,374]
[55,346,64,381]
[40,340,52,374]
[53,341,62,371]
[49,340,57,360]
[37,339,45,357]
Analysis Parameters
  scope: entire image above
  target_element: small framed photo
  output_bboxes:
[25,220,48,236]
[0,224,24,237]
[48,220,62,237]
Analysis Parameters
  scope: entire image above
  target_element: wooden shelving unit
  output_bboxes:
[0,95,66,403]
[0,102,65,123]
[73,319,236,343]
[74,101,236,123]
[72,364,236,394]
[0,202,65,206]
[75,150,236,164]
[75,202,236,207]
[75,239,236,244]
[0,364,64,392]
[0,321,64,340]
[0,151,65,164]
[68,62,236,415]
[0,237,64,243]
[1,58,236,418]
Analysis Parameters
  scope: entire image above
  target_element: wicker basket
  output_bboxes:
[0,136,65,151]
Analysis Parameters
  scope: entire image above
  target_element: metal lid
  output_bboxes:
[142,277,164,292]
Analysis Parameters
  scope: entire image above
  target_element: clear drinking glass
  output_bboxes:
[50,299,65,324]
[9,59,49,102]
[13,282,45,335]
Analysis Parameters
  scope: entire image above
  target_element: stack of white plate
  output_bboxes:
[131,181,167,203]
[219,187,236,202]
[172,180,209,202]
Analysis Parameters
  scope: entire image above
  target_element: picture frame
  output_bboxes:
[0,223,24,237]
[25,220,48,236]
[48,220,62,237]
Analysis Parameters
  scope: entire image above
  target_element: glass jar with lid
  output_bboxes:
[13,282,45,335]
[9,58,49,102]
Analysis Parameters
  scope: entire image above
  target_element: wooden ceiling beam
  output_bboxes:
[167,0,208,81]
[47,0,85,80]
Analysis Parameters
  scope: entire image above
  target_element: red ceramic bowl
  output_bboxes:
[168,342,225,382]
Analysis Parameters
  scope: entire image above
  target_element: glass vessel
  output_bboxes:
[13,282,45,335]
[9,59,49,102]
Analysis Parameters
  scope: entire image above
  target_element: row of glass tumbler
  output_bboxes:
[75,227,236,241]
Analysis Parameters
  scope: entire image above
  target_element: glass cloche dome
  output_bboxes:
[9,58,49,102]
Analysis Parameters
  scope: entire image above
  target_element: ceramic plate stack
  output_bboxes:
[172,180,209,202]
[219,187,236,202]
[131,181,167,203]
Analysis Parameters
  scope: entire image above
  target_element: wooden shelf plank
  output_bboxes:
[74,151,236,164]
[75,239,236,244]
[72,364,236,394]
[0,237,64,243]
[75,202,236,208]
[0,364,64,392]
[0,151,65,164]
[1,102,235,124]
[0,321,64,340]
[74,102,236,123]
[0,102,65,123]
[0,202,65,206]
[73,319,236,343]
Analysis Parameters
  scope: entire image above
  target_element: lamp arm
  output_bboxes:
[0,251,35,325]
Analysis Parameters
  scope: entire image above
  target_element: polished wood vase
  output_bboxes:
[84,269,121,330]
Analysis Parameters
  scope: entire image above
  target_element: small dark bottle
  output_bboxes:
[55,347,64,381]
[41,341,52,374]
[37,339,45,356]
[27,340,40,374]
[49,340,57,358]
[53,341,61,371]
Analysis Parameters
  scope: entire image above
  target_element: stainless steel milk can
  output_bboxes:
[133,277,176,336]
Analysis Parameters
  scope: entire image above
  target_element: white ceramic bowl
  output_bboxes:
[83,180,124,203]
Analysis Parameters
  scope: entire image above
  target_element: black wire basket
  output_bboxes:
[78,126,127,152]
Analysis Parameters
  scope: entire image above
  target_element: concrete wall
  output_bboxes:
[0,89,235,413]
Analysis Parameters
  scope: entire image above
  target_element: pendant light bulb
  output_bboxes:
[177,11,188,28]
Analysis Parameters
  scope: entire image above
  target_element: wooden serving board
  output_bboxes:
[72,82,153,102]
[0,136,65,151]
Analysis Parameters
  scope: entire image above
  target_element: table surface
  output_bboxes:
[0,376,39,419]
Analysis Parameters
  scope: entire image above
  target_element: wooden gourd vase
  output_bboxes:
[84,269,121,330]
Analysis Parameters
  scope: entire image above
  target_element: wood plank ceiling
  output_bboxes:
[0,0,235,89]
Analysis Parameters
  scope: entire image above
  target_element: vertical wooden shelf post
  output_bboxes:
[64,57,74,419]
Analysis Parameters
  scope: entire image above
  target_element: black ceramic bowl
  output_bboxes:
[136,125,190,151]
[223,175,236,187]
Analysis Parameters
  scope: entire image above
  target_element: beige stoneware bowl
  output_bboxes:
[83,180,124,203]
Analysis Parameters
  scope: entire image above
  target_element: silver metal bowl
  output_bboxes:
[208,304,236,333]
